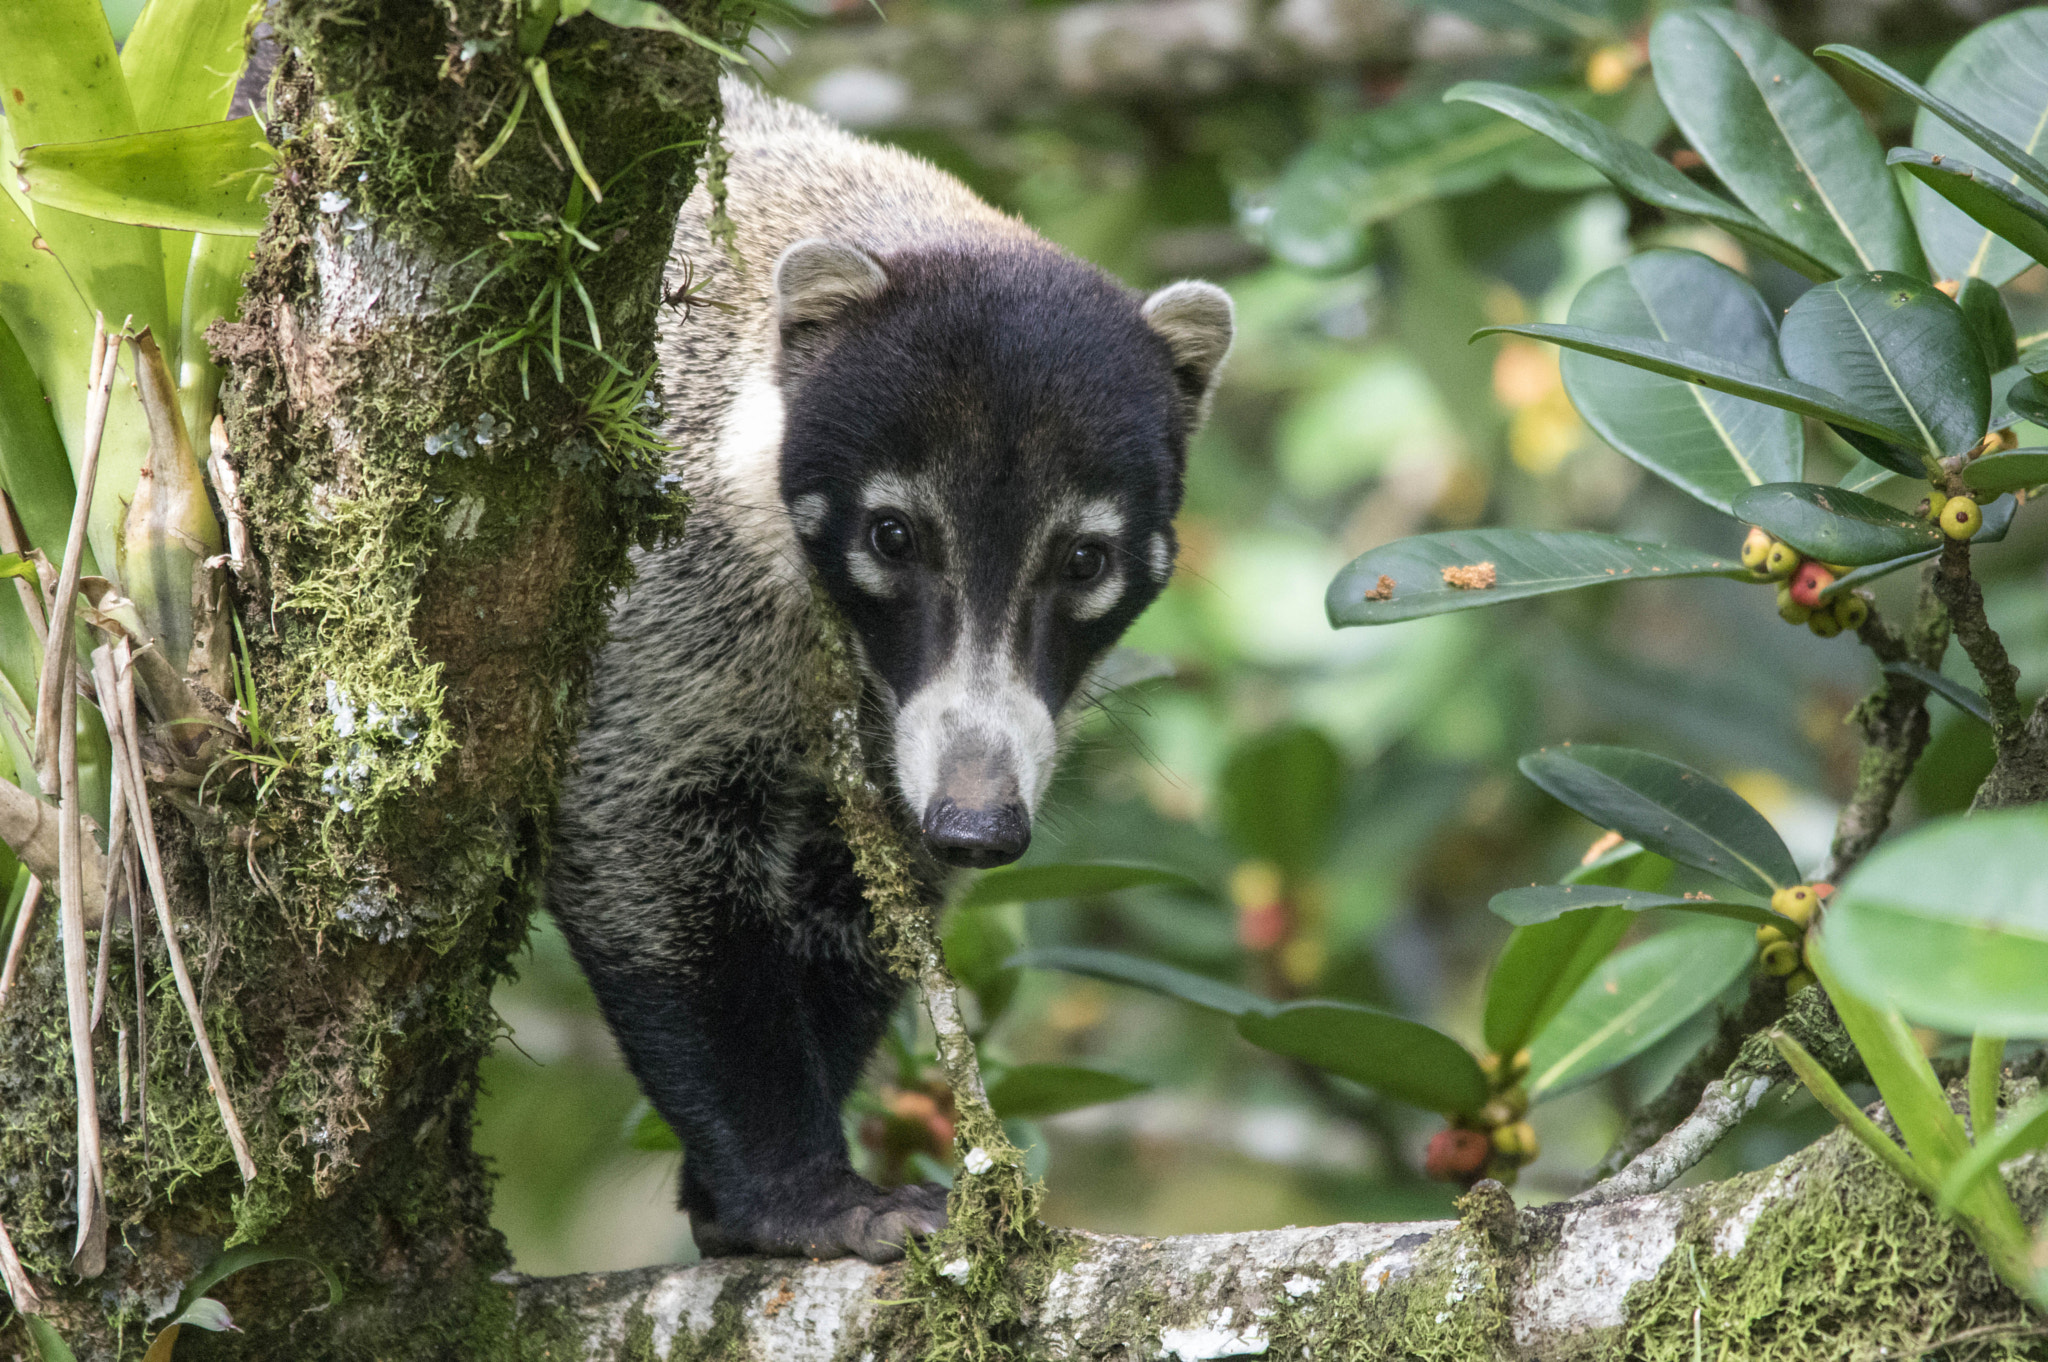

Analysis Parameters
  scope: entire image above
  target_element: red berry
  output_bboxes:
[1787,561,1835,609]
[1425,1128,1491,1182]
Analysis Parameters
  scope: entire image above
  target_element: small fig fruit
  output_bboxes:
[1809,612,1843,638]
[1740,526,1775,571]
[1764,541,1802,579]
[1788,561,1835,608]
[1776,585,1812,626]
[1784,968,1817,997]
[1756,924,1786,946]
[1425,1127,1491,1181]
[1771,885,1820,924]
[1833,594,1870,631]
[1759,940,1801,976]
[1940,496,1983,540]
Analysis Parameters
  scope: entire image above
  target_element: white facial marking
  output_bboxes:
[1148,532,1173,584]
[1072,500,1126,539]
[712,367,799,578]
[789,491,829,539]
[895,627,1058,820]
[847,544,896,597]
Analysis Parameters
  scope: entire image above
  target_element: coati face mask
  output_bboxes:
[773,238,1233,869]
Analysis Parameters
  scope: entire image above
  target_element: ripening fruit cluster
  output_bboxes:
[1929,491,1985,541]
[1740,527,1870,637]
[1427,1049,1539,1187]
[1755,882,1831,998]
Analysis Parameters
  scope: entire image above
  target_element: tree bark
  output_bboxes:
[0,3,719,1356]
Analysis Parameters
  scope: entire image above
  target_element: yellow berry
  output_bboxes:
[1940,496,1983,540]
[1740,527,1775,571]
[1785,968,1818,997]
[1510,1047,1532,1080]
[1774,885,1820,925]
[1510,1121,1539,1163]
[1776,585,1812,626]
[1764,541,1801,579]
[1760,940,1801,976]
[1833,594,1869,631]
[1756,924,1785,946]
[1491,1123,1521,1157]
[1928,489,1949,521]
[1809,611,1843,638]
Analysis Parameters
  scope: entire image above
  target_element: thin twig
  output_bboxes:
[1826,581,1949,882]
[89,769,132,1032]
[0,1209,39,1315]
[0,876,40,1009]
[33,316,119,784]
[130,846,147,1160]
[1932,540,2048,808]
[108,641,256,1182]
[58,653,107,1277]
[1575,1075,1774,1204]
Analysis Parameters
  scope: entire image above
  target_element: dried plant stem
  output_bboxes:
[0,1209,39,1315]
[104,643,255,1182]
[89,776,132,1031]
[129,847,148,1156]
[33,318,119,783]
[58,661,108,1277]
[0,876,41,1009]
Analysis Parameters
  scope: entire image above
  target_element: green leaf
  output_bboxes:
[1731,483,1942,566]
[955,861,1204,911]
[1560,251,1802,513]
[1236,1002,1489,1116]
[1779,272,1988,474]
[1817,39,2048,205]
[1517,745,1799,896]
[1962,449,2048,495]
[1525,919,1753,1099]
[0,313,81,560]
[1327,528,1747,627]
[1477,324,1925,450]
[943,903,1019,1026]
[2008,373,2048,426]
[1888,152,2048,281]
[19,118,275,236]
[1880,661,1991,725]
[167,1298,235,1332]
[1482,905,1631,1059]
[1217,725,1341,874]
[1264,92,1541,271]
[623,1100,682,1151]
[986,1064,1150,1120]
[1818,807,2048,1038]
[169,1243,343,1324]
[1489,884,1787,929]
[581,0,747,62]
[1415,0,1618,43]
[1814,494,2016,601]
[1958,278,2018,377]
[1838,456,1905,494]
[1444,83,1832,280]
[1004,946,1273,1019]
[1652,10,1925,279]
[1938,1091,2048,1214]
[24,1318,79,1362]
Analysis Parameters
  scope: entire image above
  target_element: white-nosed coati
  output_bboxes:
[548,76,1233,1263]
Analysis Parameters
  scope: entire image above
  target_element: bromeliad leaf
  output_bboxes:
[1489,884,1788,929]
[18,118,276,236]
[1004,946,1273,1018]
[1517,745,1799,896]
[1475,324,1923,450]
[1236,1002,1489,1116]
[1732,483,1941,566]
[1938,1091,2048,1214]
[1560,251,1802,513]
[1961,449,2048,495]
[1443,84,1832,279]
[986,1064,1149,1120]
[1779,273,1988,475]
[1889,152,2048,279]
[1525,918,1753,1100]
[1482,906,1630,1059]
[1819,807,2048,1037]
[1327,529,1747,627]
[956,861,1205,911]
[1651,10,1925,280]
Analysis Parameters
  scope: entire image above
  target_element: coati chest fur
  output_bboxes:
[547,76,1233,1263]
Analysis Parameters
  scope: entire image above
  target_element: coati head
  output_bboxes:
[773,238,1233,869]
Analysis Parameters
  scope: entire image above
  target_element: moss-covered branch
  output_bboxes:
[1933,541,2048,810]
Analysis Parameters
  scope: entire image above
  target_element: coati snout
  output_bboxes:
[548,77,1232,1265]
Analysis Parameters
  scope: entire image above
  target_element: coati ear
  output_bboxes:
[773,239,889,335]
[1141,280,1235,425]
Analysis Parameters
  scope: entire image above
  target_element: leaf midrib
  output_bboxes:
[1574,764,1786,891]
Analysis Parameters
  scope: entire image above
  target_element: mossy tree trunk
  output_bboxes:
[0,3,720,1357]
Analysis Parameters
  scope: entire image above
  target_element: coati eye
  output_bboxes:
[1064,541,1107,583]
[869,515,915,562]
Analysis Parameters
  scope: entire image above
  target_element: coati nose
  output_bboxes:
[922,797,1030,869]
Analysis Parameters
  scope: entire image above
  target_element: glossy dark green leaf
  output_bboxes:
[1236,1002,1489,1115]
[1779,272,1988,473]
[18,117,276,235]
[956,861,1205,911]
[1653,11,1924,279]
[1962,449,2048,494]
[1328,528,1747,627]
[1847,14,2048,283]
[1478,324,1924,449]
[1820,807,2048,1036]
[1518,745,1799,896]
[986,1064,1150,1120]
[1560,251,1802,512]
[1959,279,2018,377]
[1732,483,1941,566]
[1814,494,2017,601]
[1880,661,1991,725]
[1489,884,1786,929]
[1818,38,2048,203]
[1889,152,2048,281]
[1416,0,1620,42]
[2007,373,2048,425]
[1005,946,1272,1018]
[1525,919,1753,1099]
[1444,84,1831,279]
[1218,725,1341,874]
[1483,906,1631,1058]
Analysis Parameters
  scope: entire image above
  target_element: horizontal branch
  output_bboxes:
[503,1128,2046,1360]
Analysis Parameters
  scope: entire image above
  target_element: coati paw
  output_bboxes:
[690,1180,949,1264]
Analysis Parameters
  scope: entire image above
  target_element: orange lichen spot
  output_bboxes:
[1442,562,1498,590]
[1365,574,1395,602]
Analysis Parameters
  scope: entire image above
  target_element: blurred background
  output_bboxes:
[474,0,2048,1274]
